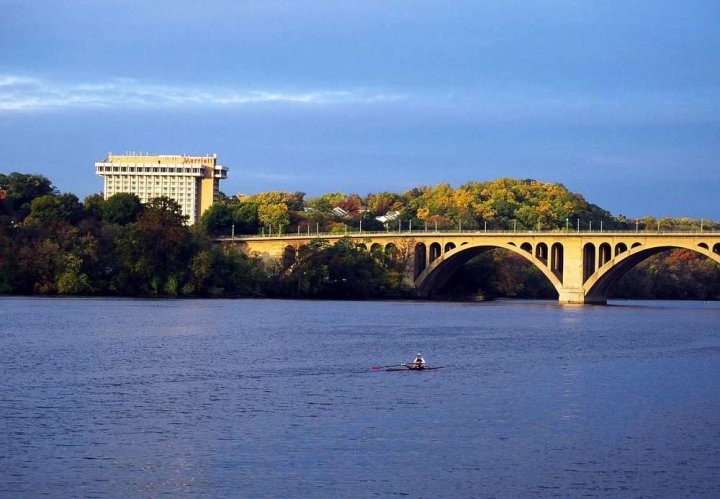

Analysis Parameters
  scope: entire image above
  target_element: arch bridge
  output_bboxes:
[219,231,720,304]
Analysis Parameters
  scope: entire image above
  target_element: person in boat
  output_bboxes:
[410,353,426,369]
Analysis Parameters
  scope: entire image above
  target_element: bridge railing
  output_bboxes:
[215,228,720,241]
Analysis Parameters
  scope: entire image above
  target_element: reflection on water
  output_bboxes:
[1,297,719,497]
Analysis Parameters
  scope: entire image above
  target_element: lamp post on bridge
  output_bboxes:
[589,220,592,232]
[577,219,580,233]
[566,218,569,233]
[231,224,235,239]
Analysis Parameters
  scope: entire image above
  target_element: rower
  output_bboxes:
[412,352,426,369]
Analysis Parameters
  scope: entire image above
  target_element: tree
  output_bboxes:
[0,220,16,293]
[25,193,82,225]
[200,201,260,235]
[367,192,401,215]
[258,203,290,231]
[83,193,105,221]
[26,195,67,224]
[306,192,345,213]
[146,196,188,226]
[56,254,91,294]
[107,196,193,294]
[238,191,305,211]
[359,210,385,231]
[380,237,416,291]
[201,203,234,235]
[102,193,143,225]
[0,173,57,221]
[281,238,389,299]
[337,194,363,215]
[232,202,260,234]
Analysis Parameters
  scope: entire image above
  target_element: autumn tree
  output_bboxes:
[306,192,346,213]
[258,203,290,231]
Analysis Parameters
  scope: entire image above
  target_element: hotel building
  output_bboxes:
[95,153,228,225]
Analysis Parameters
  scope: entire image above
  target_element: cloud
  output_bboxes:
[1,73,716,129]
[0,75,405,111]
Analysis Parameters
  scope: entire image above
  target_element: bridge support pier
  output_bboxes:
[558,288,606,305]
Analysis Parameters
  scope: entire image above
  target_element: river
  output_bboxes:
[1,297,719,497]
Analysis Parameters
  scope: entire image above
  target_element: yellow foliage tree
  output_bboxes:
[258,203,290,229]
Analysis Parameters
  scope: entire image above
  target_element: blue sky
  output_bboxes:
[1,0,719,219]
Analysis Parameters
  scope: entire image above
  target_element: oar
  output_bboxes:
[371,363,406,371]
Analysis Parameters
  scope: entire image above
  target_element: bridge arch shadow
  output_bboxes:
[415,241,564,298]
[583,243,720,302]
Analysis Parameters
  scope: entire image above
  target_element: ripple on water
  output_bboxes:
[1,297,719,497]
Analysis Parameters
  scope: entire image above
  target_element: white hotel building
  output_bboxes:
[95,153,228,225]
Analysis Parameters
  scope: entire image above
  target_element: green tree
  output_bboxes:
[102,192,144,225]
[201,203,234,235]
[108,196,193,295]
[201,201,261,235]
[146,196,188,226]
[0,172,57,221]
[25,193,82,225]
[83,193,105,221]
[0,220,16,293]
[56,253,91,294]
[279,238,391,299]
[232,202,260,234]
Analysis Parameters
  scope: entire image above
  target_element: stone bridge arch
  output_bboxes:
[415,241,564,297]
[221,231,720,304]
[583,242,720,302]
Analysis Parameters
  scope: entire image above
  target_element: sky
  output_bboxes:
[1,0,719,219]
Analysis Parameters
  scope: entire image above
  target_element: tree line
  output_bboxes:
[1,172,718,300]
[203,178,719,236]
[0,173,403,298]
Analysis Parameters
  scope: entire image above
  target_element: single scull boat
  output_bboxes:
[385,365,444,372]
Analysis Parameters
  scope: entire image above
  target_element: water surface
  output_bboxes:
[1,298,719,497]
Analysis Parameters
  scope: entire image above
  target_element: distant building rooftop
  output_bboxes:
[375,210,401,224]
